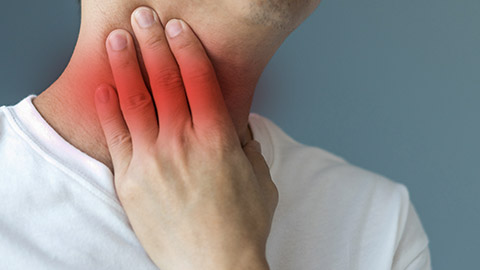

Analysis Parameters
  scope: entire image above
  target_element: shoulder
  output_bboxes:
[249,112,405,194]
[250,112,417,216]
[250,113,430,268]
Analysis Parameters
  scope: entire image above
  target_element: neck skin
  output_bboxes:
[33,0,286,171]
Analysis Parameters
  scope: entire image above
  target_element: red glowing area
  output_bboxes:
[93,18,239,169]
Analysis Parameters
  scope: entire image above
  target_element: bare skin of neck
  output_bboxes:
[33,0,287,171]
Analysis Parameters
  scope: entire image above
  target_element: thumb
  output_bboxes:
[243,140,279,212]
[95,84,133,172]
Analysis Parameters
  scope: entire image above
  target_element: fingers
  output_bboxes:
[108,8,236,146]
[95,84,133,171]
[131,7,191,135]
[106,29,158,146]
[164,19,236,135]
[242,140,279,214]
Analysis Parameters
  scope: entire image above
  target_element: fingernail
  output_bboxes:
[96,85,110,104]
[166,19,183,38]
[134,7,155,29]
[108,30,128,51]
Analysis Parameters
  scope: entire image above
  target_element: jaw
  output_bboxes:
[81,0,321,69]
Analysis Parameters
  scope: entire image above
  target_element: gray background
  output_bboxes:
[1,0,479,269]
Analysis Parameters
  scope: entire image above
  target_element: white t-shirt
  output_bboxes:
[0,95,431,270]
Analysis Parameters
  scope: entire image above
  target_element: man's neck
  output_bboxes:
[33,1,282,171]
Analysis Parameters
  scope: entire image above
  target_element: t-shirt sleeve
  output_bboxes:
[402,246,431,270]
[392,200,432,270]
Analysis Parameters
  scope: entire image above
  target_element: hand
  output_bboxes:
[94,7,278,270]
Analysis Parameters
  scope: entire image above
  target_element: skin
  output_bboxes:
[96,8,278,269]
[33,0,321,171]
[31,0,321,268]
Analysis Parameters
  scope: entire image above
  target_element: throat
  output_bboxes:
[32,3,262,172]
[33,78,255,173]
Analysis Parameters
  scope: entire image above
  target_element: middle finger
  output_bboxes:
[106,29,159,146]
[131,7,191,136]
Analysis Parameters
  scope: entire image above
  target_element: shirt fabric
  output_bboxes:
[0,95,431,269]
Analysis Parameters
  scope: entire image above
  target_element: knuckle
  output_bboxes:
[188,63,215,83]
[123,92,152,111]
[100,110,121,127]
[175,38,198,53]
[143,34,166,51]
[152,68,184,89]
[114,56,136,71]
[108,131,131,149]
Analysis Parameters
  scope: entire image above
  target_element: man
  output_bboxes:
[0,0,431,269]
